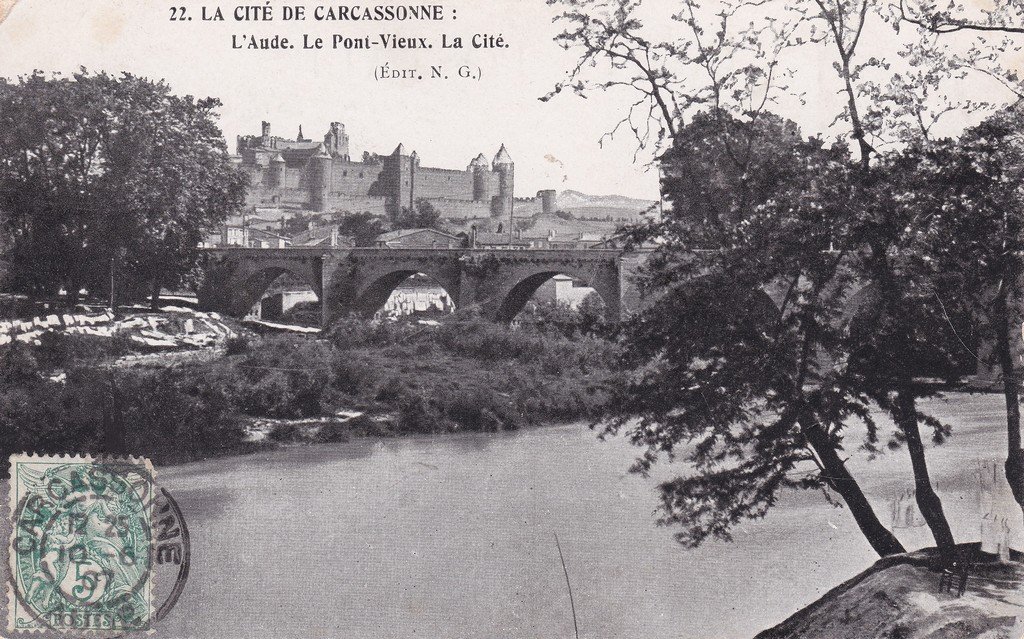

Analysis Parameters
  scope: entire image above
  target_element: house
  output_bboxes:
[245,228,291,249]
[471,231,531,250]
[203,222,291,248]
[374,228,464,249]
[290,224,354,248]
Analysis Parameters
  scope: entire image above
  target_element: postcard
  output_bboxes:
[1,0,1023,637]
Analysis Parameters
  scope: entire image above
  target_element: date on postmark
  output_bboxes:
[7,454,156,633]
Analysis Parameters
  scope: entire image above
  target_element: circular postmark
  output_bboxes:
[152,487,191,623]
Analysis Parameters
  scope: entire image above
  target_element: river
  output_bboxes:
[155,392,1018,639]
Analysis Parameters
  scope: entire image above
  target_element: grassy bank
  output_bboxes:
[0,317,620,473]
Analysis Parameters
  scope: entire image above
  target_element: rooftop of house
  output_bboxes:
[375,228,462,243]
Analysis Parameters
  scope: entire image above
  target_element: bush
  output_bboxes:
[313,421,351,443]
[331,356,378,395]
[115,367,250,464]
[327,317,420,349]
[268,422,302,443]
[210,337,337,418]
[35,332,133,369]
[225,334,251,355]
[0,316,622,475]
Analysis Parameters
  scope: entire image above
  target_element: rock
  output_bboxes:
[754,547,1024,639]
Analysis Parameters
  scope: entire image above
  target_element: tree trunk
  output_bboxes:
[150,276,162,311]
[798,411,906,557]
[993,293,1024,521]
[65,276,81,309]
[102,374,126,455]
[893,386,956,553]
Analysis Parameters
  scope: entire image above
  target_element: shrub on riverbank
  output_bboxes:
[0,317,621,474]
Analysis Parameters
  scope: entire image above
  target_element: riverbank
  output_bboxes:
[0,314,621,473]
[755,545,1024,639]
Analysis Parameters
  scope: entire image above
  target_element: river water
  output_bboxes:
[156,392,1017,639]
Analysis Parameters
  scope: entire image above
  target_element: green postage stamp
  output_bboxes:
[6,454,156,633]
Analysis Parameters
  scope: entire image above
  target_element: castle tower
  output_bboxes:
[323,122,351,159]
[382,144,411,215]
[492,144,514,219]
[538,189,557,215]
[261,121,271,146]
[409,150,420,212]
[269,153,286,188]
[308,144,331,212]
[470,154,490,202]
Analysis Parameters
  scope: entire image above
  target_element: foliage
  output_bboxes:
[390,199,443,230]
[545,0,1024,162]
[518,296,609,338]
[0,315,622,477]
[543,0,1024,554]
[0,69,247,304]
[603,112,912,555]
[335,211,388,246]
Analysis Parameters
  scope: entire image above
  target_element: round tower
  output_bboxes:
[470,153,490,202]
[269,153,286,188]
[308,145,331,212]
[538,189,557,215]
[492,144,514,219]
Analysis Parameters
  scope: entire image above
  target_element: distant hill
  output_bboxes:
[556,190,657,221]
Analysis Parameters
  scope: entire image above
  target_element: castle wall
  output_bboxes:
[328,160,383,197]
[322,194,390,217]
[512,197,544,217]
[421,198,493,220]
[413,167,475,200]
[246,186,310,208]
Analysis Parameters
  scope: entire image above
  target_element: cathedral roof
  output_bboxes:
[493,144,513,166]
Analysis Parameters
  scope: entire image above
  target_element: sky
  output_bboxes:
[0,0,665,200]
[1,1,1019,201]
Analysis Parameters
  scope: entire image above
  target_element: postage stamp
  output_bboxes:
[6,454,156,633]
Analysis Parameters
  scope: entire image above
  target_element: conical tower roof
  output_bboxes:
[493,144,513,166]
[270,152,286,164]
[392,143,406,156]
[470,153,489,168]
[312,143,331,159]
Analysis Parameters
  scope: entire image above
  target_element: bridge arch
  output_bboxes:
[231,265,322,320]
[493,268,620,323]
[351,269,457,318]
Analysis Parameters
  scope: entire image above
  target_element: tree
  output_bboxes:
[390,199,443,230]
[547,0,1024,558]
[908,110,1024,525]
[896,1,1024,35]
[606,112,905,556]
[838,150,976,553]
[0,69,247,307]
[337,211,388,247]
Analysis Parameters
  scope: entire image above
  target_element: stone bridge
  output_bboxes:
[197,247,648,325]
